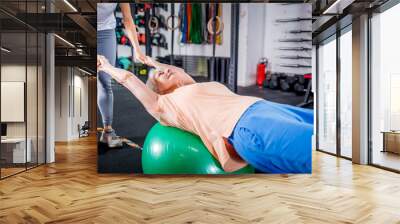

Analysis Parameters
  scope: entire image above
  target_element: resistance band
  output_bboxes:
[180,4,188,43]
[186,4,192,42]
[189,3,203,44]
[178,3,222,45]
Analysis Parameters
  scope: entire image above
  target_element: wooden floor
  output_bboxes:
[1,167,26,178]
[372,150,400,171]
[1,136,400,224]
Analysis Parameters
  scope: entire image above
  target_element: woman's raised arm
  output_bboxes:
[144,56,185,73]
[97,55,160,118]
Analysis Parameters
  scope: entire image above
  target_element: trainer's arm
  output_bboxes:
[98,55,160,117]
[120,3,146,63]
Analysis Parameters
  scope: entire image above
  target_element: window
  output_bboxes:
[339,28,352,158]
[317,36,337,154]
[370,3,400,171]
[0,0,46,179]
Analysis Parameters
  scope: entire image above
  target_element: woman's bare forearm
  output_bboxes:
[123,17,141,50]
[102,66,159,115]
[147,57,184,72]
[120,3,144,59]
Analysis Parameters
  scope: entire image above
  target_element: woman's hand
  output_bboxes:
[97,55,112,72]
[97,55,128,84]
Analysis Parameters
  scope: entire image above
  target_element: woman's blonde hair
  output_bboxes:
[146,67,191,94]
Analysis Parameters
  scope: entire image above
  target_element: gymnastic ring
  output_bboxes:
[207,16,224,35]
[148,16,159,34]
[165,15,181,31]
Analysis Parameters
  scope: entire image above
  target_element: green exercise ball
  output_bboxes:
[142,123,255,174]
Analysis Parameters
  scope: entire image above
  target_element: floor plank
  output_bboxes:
[1,136,400,224]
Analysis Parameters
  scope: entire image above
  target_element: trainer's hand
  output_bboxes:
[97,55,112,72]
[134,48,147,64]
[144,56,157,68]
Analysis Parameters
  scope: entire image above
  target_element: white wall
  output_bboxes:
[55,66,68,141]
[237,4,266,87]
[54,67,89,141]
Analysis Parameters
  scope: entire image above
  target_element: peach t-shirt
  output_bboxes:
[156,82,261,172]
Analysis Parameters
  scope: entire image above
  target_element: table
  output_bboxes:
[381,131,400,154]
[1,138,31,163]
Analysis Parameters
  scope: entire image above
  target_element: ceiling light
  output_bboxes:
[63,0,78,12]
[323,0,341,14]
[54,34,75,48]
[323,0,354,15]
[1,47,11,53]
[78,67,93,76]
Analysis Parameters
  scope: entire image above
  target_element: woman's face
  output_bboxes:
[153,67,194,93]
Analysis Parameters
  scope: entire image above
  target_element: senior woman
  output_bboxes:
[96,54,313,173]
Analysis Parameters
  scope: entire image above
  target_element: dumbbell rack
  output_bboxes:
[261,7,313,100]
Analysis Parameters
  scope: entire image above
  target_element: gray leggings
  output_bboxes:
[97,29,116,126]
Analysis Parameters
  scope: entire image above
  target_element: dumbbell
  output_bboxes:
[134,15,146,27]
[280,76,297,92]
[138,33,146,44]
[297,75,305,85]
[116,17,123,28]
[287,76,298,85]
[116,29,123,43]
[118,57,132,70]
[120,35,129,45]
[294,83,305,95]
[280,79,290,91]
[151,33,168,49]
[268,74,280,89]
[263,78,270,88]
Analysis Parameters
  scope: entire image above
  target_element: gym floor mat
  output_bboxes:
[97,136,144,173]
